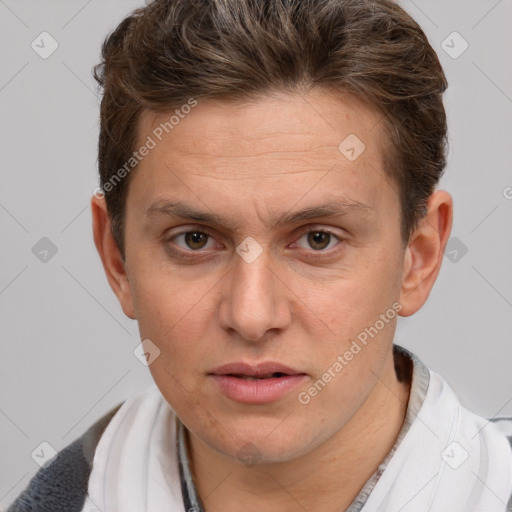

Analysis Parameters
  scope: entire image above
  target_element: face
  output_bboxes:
[120,90,408,463]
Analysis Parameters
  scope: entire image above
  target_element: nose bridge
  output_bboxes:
[235,246,272,303]
[219,241,288,341]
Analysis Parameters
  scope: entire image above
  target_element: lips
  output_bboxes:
[208,362,307,404]
[228,373,288,380]
[209,362,305,378]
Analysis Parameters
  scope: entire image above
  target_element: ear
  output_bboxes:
[398,190,453,317]
[91,194,136,319]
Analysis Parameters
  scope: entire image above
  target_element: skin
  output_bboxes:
[92,89,452,511]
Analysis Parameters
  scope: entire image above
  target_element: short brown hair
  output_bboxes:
[94,0,448,258]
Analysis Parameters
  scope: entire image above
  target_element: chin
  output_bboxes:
[195,416,324,466]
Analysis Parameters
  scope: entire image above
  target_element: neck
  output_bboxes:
[188,351,411,512]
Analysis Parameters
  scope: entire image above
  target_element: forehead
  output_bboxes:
[137,90,385,161]
[129,90,397,224]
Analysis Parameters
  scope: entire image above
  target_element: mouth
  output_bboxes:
[208,362,307,404]
[209,361,306,379]
[223,372,292,380]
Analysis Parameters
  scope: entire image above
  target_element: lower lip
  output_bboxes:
[210,374,307,404]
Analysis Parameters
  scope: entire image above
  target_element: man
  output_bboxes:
[8,0,512,511]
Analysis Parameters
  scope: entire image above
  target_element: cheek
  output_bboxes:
[129,274,216,396]
[130,258,217,334]
[294,255,401,394]
[301,266,399,340]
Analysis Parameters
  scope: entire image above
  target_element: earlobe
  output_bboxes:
[398,190,453,317]
[91,195,136,320]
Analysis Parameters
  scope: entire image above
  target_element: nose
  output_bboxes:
[217,243,291,343]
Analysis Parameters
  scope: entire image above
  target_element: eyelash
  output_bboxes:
[162,226,344,258]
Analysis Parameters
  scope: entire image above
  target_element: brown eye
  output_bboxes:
[183,231,210,250]
[291,228,343,253]
[307,231,331,250]
[166,229,216,252]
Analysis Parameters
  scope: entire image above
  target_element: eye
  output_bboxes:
[168,230,217,251]
[293,228,342,251]
[163,226,344,257]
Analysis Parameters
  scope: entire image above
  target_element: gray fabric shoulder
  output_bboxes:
[6,403,123,512]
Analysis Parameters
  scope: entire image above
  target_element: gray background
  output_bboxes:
[0,0,511,506]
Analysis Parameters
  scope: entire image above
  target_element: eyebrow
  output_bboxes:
[144,198,373,230]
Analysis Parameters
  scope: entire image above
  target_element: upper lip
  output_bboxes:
[209,362,305,377]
